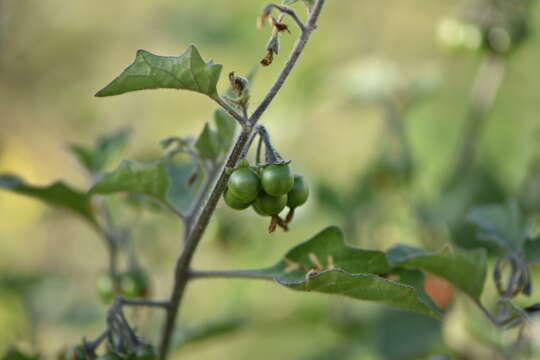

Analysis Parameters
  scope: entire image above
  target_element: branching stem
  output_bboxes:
[214,96,246,127]
[158,1,326,358]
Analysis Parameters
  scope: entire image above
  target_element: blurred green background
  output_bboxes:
[1,0,540,359]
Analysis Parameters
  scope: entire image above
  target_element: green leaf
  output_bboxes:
[68,129,130,173]
[195,123,221,159]
[91,160,169,199]
[375,309,442,360]
[261,226,391,281]
[194,108,237,161]
[96,45,222,98]
[467,201,527,251]
[0,174,96,225]
[165,161,202,213]
[394,268,442,313]
[214,108,237,153]
[89,159,199,215]
[524,237,540,264]
[251,227,440,318]
[387,244,487,300]
[282,270,442,319]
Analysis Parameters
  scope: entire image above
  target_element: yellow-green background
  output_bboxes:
[1,0,540,359]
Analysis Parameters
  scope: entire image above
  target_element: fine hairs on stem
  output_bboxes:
[157,1,327,359]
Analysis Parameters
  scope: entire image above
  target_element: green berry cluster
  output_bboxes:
[223,161,309,231]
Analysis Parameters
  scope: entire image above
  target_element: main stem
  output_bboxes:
[158,2,326,358]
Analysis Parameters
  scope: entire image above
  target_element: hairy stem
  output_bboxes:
[213,96,246,127]
[158,1,326,358]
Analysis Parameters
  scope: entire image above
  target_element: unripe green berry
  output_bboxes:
[227,167,260,202]
[254,192,287,216]
[224,189,251,210]
[287,175,309,209]
[261,164,294,196]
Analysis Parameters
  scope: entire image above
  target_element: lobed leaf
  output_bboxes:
[246,227,440,318]
[95,45,222,98]
[0,174,96,225]
[387,244,487,300]
[89,159,200,215]
[281,270,442,319]
[260,226,391,282]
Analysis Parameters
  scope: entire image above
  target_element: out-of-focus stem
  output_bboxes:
[447,54,506,187]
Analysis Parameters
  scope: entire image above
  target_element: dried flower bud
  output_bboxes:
[271,16,291,34]
[266,34,280,55]
[260,50,274,67]
[228,72,249,97]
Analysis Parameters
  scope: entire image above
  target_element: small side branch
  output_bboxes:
[86,329,109,351]
[189,269,274,281]
[119,297,170,309]
[470,296,499,325]
[262,4,306,33]
[469,296,528,329]
[153,196,186,221]
[214,96,247,127]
